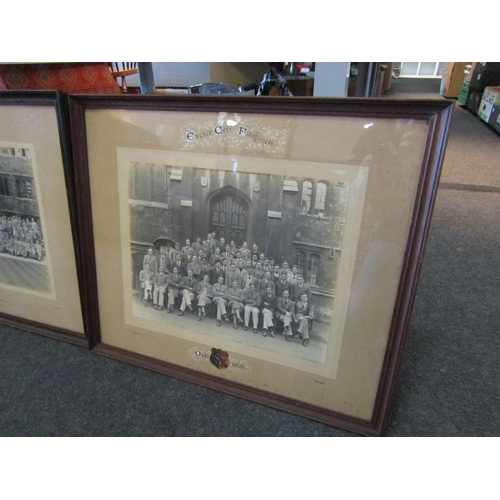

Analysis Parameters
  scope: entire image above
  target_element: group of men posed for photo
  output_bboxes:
[138,234,315,347]
[0,214,44,261]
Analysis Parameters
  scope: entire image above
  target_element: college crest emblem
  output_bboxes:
[210,348,230,369]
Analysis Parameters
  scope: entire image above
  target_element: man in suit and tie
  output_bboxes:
[209,260,225,285]
[288,265,300,287]
[291,275,312,302]
[243,281,261,333]
[139,263,154,306]
[191,237,202,255]
[153,266,168,310]
[225,261,238,289]
[231,250,243,267]
[260,285,278,338]
[183,247,195,267]
[209,246,223,267]
[201,240,211,261]
[251,243,260,260]
[171,252,187,276]
[199,256,210,281]
[187,254,202,281]
[250,253,259,269]
[181,239,192,256]
[262,257,272,274]
[227,278,244,328]
[178,269,198,316]
[157,246,169,274]
[220,257,229,278]
[220,244,232,262]
[252,262,265,281]
[206,233,217,255]
[216,237,226,252]
[235,260,248,289]
[294,293,314,347]
[277,289,295,341]
[166,266,182,313]
[240,241,251,261]
[242,261,258,289]
[275,270,291,298]
[257,270,276,295]
[143,247,158,275]
[229,240,238,256]
[196,274,213,320]
[212,275,230,326]
[271,264,282,285]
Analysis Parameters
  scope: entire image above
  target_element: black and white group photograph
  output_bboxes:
[125,158,354,364]
[0,145,51,294]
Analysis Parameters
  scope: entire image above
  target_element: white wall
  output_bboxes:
[313,62,350,97]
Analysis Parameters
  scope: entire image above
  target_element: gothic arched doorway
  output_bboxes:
[209,187,250,247]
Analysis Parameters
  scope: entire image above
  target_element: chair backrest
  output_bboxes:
[108,63,138,93]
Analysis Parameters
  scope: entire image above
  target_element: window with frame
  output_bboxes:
[301,180,312,214]
[15,179,33,199]
[314,182,327,215]
[296,251,305,273]
[1,148,16,157]
[300,179,329,217]
[307,254,320,285]
[0,177,10,197]
[296,251,320,285]
[129,162,169,204]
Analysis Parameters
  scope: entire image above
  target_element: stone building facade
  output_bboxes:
[129,162,349,317]
[0,147,39,220]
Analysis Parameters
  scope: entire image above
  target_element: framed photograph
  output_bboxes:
[69,94,453,435]
[0,91,86,345]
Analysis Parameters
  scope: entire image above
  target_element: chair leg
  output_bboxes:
[120,76,128,93]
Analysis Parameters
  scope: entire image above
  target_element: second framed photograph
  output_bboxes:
[69,94,453,435]
[0,91,87,345]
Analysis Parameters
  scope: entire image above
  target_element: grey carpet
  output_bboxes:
[384,75,442,98]
[1,79,499,436]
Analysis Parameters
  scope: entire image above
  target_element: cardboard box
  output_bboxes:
[469,62,500,91]
[381,63,393,92]
[488,103,500,133]
[478,87,500,123]
[442,62,470,98]
[458,80,471,106]
[284,76,314,96]
[467,90,484,114]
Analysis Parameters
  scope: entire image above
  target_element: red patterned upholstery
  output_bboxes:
[0,63,121,94]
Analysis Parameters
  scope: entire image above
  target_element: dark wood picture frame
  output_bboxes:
[68,94,453,435]
[0,90,88,346]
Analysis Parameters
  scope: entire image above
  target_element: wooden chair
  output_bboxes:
[108,62,138,93]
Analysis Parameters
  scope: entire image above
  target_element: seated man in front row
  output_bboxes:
[139,263,154,306]
[243,281,261,333]
[227,278,244,328]
[177,269,198,316]
[196,274,213,320]
[153,266,168,310]
[166,266,182,313]
[276,289,295,341]
[294,292,314,347]
[212,275,230,326]
[260,285,278,338]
